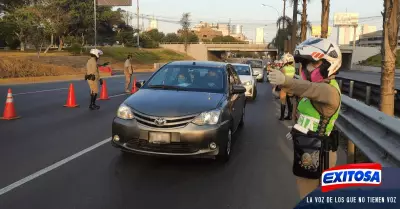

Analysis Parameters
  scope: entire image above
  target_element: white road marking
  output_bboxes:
[13,88,68,95]
[0,137,111,196]
[109,93,129,98]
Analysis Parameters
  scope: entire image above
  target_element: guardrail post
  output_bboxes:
[349,81,354,97]
[347,139,355,163]
[338,80,343,90]
[366,86,371,105]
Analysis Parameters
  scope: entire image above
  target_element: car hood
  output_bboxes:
[124,89,225,117]
[239,75,253,83]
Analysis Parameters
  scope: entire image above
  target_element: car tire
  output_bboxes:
[216,128,232,163]
[239,106,245,127]
[252,88,257,100]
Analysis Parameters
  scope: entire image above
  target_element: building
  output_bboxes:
[256,27,264,44]
[217,24,230,36]
[337,24,377,45]
[194,27,223,41]
[356,30,400,47]
[311,25,333,38]
[231,25,243,35]
[148,16,158,31]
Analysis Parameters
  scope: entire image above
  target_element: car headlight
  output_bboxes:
[243,80,253,86]
[117,104,134,120]
[192,109,221,125]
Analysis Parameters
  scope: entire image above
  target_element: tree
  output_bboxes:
[162,33,180,43]
[180,12,191,53]
[380,0,399,116]
[321,0,330,38]
[300,0,311,41]
[212,35,242,43]
[145,29,165,42]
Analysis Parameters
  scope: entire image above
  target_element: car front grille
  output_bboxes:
[126,139,199,153]
[133,110,197,129]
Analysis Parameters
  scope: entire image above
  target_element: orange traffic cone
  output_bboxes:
[99,80,109,100]
[1,88,20,120]
[131,77,137,94]
[63,83,79,108]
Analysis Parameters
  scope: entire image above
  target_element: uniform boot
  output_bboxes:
[279,104,285,121]
[89,94,100,110]
[92,93,100,110]
[285,98,293,120]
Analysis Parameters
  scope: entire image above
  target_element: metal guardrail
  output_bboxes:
[336,76,400,116]
[336,96,400,167]
[293,75,400,167]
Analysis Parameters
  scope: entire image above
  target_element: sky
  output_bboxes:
[116,0,383,43]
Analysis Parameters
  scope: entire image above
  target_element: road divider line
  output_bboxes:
[109,93,129,98]
[0,137,111,196]
[13,88,68,95]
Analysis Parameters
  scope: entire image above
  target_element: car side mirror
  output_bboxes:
[231,84,246,94]
[135,80,146,88]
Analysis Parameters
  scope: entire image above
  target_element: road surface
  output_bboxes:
[0,74,308,209]
[338,70,400,89]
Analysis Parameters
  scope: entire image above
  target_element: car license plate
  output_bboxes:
[149,132,171,144]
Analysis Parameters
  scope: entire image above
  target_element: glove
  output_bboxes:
[99,79,103,85]
[268,69,286,85]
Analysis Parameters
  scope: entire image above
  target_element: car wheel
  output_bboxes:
[239,106,245,127]
[252,87,257,100]
[216,128,232,163]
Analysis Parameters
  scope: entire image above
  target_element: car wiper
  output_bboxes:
[148,85,187,90]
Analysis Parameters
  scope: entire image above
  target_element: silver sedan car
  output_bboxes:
[244,59,265,82]
[232,63,258,100]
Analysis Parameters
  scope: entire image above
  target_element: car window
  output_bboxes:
[233,65,251,76]
[144,65,226,93]
[246,60,263,68]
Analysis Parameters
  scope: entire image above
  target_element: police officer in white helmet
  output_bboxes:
[268,37,342,199]
[85,48,103,110]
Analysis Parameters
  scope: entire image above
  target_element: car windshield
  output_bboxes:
[144,65,226,93]
[233,65,251,75]
[246,60,263,68]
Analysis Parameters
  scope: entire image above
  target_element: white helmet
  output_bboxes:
[294,37,342,77]
[90,48,103,58]
[281,53,294,64]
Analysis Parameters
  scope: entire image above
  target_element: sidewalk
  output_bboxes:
[350,65,400,74]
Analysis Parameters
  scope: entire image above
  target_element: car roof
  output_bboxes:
[168,61,227,68]
[231,63,250,66]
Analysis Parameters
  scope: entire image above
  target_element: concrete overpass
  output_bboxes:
[160,42,278,61]
[160,43,363,70]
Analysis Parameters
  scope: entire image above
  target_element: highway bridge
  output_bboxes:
[160,43,357,70]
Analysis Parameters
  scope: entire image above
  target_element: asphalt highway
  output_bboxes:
[0,73,305,209]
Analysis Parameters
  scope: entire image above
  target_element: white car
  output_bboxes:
[244,59,265,82]
[232,63,258,100]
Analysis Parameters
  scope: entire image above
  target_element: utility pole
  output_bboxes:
[352,24,357,51]
[228,18,231,36]
[94,0,97,48]
[136,0,140,48]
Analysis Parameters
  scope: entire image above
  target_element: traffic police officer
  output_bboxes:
[124,54,134,93]
[85,49,103,110]
[279,53,296,120]
[268,37,342,200]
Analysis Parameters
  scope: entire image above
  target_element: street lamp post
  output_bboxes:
[261,4,281,55]
[136,0,140,48]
